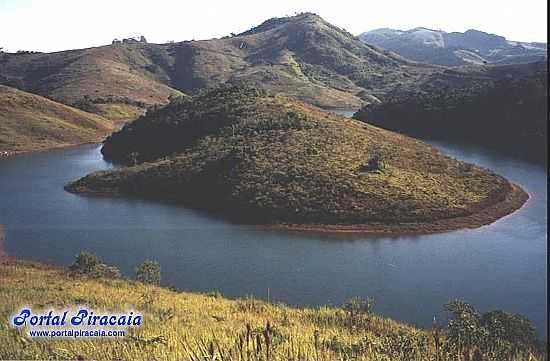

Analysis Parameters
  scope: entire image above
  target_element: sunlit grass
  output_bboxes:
[0,260,545,360]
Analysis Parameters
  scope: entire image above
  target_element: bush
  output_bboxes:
[69,251,121,279]
[89,263,122,279]
[135,260,161,285]
[444,300,540,360]
[343,296,375,316]
[360,151,386,173]
[69,251,101,274]
[343,297,374,330]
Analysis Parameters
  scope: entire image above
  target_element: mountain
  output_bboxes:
[66,86,526,233]
[354,61,547,164]
[359,28,547,66]
[0,85,116,153]
[0,43,184,111]
[1,13,437,110]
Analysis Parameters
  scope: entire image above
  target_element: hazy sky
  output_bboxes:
[0,0,547,53]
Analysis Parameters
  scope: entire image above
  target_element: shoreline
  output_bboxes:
[271,183,528,235]
[0,139,106,159]
[68,181,529,236]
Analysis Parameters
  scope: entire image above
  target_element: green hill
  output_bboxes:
[66,86,526,233]
[354,61,548,164]
[0,85,115,153]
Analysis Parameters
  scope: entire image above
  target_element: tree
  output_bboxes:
[135,260,161,285]
[444,300,539,360]
[69,251,101,274]
[69,251,121,279]
[128,152,139,166]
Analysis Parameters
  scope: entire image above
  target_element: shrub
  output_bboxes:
[343,296,374,329]
[343,296,374,315]
[89,263,122,279]
[444,300,540,360]
[69,251,121,279]
[360,151,386,173]
[135,260,161,285]
[69,251,101,274]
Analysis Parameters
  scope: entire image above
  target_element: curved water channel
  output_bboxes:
[0,121,546,334]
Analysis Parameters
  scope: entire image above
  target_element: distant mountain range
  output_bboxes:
[0,13,547,162]
[0,13,434,111]
[359,28,547,66]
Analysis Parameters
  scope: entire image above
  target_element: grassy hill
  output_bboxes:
[66,86,526,233]
[0,259,544,360]
[354,61,548,164]
[0,13,437,110]
[0,85,115,153]
[0,44,182,107]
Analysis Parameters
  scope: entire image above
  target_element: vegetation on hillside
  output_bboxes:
[66,86,527,231]
[0,13,436,110]
[2,13,543,118]
[0,258,545,360]
[354,61,548,164]
[0,85,115,153]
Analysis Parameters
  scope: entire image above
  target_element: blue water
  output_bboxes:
[0,140,546,335]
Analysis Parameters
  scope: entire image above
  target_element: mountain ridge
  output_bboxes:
[359,27,547,66]
[0,13,436,110]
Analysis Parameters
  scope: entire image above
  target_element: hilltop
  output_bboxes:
[66,86,527,233]
[359,27,547,66]
[0,85,115,153]
[354,61,548,164]
[1,13,436,110]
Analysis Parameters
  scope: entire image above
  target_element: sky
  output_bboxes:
[0,0,547,53]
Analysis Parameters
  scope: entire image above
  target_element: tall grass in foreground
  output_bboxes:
[0,258,546,361]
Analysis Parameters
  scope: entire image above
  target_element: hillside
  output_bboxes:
[1,13,437,110]
[359,27,547,66]
[66,86,526,233]
[354,61,548,164]
[0,85,115,153]
[1,259,544,360]
[0,43,182,106]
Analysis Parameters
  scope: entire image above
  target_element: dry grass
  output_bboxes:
[0,260,544,361]
[0,85,114,153]
[92,103,144,123]
[0,13,438,109]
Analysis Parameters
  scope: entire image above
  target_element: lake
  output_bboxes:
[0,137,546,334]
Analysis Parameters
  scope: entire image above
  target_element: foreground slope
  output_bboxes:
[359,27,547,66]
[67,86,526,233]
[0,85,115,153]
[354,61,548,164]
[1,259,544,360]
